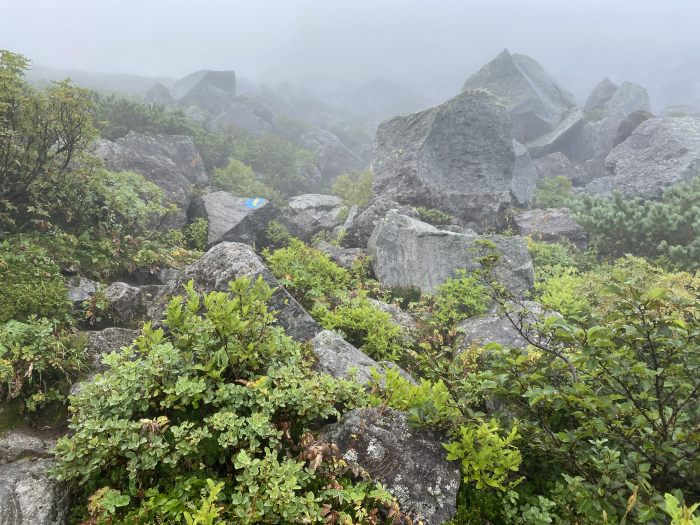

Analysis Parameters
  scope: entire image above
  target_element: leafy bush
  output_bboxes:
[331,170,374,208]
[264,219,291,248]
[531,176,574,209]
[0,318,87,413]
[534,265,589,319]
[210,158,283,206]
[416,206,452,225]
[427,269,489,329]
[573,179,700,270]
[185,218,208,251]
[526,238,578,273]
[53,277,404,523]
[0,238,71,324]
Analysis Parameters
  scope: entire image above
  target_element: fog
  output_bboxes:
[2,0,699,108]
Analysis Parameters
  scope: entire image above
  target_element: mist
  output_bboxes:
[2,0,700,108]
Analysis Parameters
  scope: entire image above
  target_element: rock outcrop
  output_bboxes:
[613,110,654,147]
[462,49,576,143]
[514,208,587,248]
[533,152,589,187]
[324,408,460,525]
[368,212,534,295]
[104,282,145,327]
[281,194,347,241]
[583,78,619,114]
[94,132,208,229]
[343,197,418,249]
[311,330,380,385]
[300,128,365,181]
[372,89,517,232]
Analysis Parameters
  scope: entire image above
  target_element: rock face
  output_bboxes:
[311,330,380,385]
[343,197,418,249]
[511,140,541,205]
[148,243,320,342]
[533,152,589,187]
[178,70,237,116]
[281,194,347,241]
[208,96,275,136]
[324,408,460,525]
[514,208,587,248]
[85,327,140,371]
[66,276,98,305]
[583,78,619,114]
[613,110,654,147]
[188,192,273,247]
[94,132,208,229]
[314,241,366,270]
[462,49,575,143]
[300,128,365,181]
[145,83,174,106]
[372,89,516,232]
[604,116,700,199]
[0,431,67,525]
[368,212,534,295]
[104,282,145,327]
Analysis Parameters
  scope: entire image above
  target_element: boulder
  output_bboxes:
[372,89,516,232]
[605,116,700,199]
[511,140,541,205]
[208,96,275,136]
[145,83,174,106]
[368,211,534,295]
[104,282,145,327]
[281,194,347,241]
[525,108,585,159]
[366,298,417,334]
[188,191,274,247]
[300,128,365,181]
[94,132,208,229]
[314,240,366,270]
[147,243,321,342]
[66,276,98,305]
[311,330,380,385]
[85,327,140,371]
[514,208,587,248]
[462,49,575,142]
[178,70,237,116]
[613,110,654,147]
[583,77,619,114]
[533,153,589,187]
[342,197,418,249]
[324,408,460,525]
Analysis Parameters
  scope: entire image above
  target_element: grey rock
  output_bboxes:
[533,153,589,187]
[525,108,585,159]
[148,243,321,342]
[145,83,174,106]
[342,197,418,249]
[662,104,700,118]
[511,140,541,205]
[314,240,366,270]
[0,431,54,465]
[281,194,347,241]
[605,116,700,199]
[188,191,274,247]
[462,49,575,142]
[581,176,615,198]
[368,212,534,295]
[372,89,515,232]
[85,327,140,371]
[324,408,460,525]
[583,78,619,114]
[208,96,275,136]
[158,268,182,284]
[376,361,418,385]
[514,208,587,248]
[94,132,208,229]
[311,330,380,385]
[300,128,365,181]
[367,298,417,334]
[66,276,98,304]
[104,282,145,327]
[178,70,237,116]
[613,110,654,147]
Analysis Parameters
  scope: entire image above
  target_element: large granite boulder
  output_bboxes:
[604,116,700,199]
[188,192,274,247]
[368,211,534,295]
[583,77,619,114]
[613,110,655,147]
[462,49,576,143]
[85,327,140,371]
[514,208,587,248]
[145,83,174,106]
[342,197,418,249]
[372,89,516,232]
[177,70,237,116]
[208,96,275,136]
[94,132,208,229]
[104,282,145,328]
[300,128,365,181]
[533,152,589,187]
[0,430,67,525]
[280,194,347,241]
[314,240,366,270]
[147,242,321,342]
[525,108,585,159]
[311,330,380,386]
[511,140,541,205]
[324,408,460,525]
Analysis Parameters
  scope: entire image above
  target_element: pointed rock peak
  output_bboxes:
[584,77,620,114]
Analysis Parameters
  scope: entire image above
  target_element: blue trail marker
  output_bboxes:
[245,197,266,209]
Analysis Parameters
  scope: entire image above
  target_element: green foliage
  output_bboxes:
[264,220,291,248]
[416,206,452,225]
[211,158,283,206]
[534,265,589,319]
[664,493,700,525]
[526,238,578,273]
[264,239,350,309]
[53,276,402,523]
[427,269,489,329]
[0,317,87,413]
[573,179,700,270]
[531,176,574,209]
[331,170,374,208]
[0,237,71,324]
[185,218,209,251]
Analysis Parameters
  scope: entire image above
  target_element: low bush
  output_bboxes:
[416,206,452,225]
[531,176,574,209]
[210,158,284,206]
[331,169,374,208]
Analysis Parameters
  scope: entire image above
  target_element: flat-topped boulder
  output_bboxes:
[368,211,534,295]
[514,208,587,248]
[281,194,347,241]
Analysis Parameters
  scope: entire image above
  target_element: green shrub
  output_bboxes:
[264,219,291,248]
[534,265,589,319]
[416,206,452,225]
[526,238,578,273]
[427,269,489,329]
[53,277,404,523]
[331,170,374,208]
[264,239,350,309]
[0,238,71,324]
[0,317,87,413]
[573,179,700,270]
[210,158,283,206]
[531,176,574,209]
[185,218,208,251]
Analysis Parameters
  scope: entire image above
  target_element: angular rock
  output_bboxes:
[367,298,417,334]
[462,49,575,142]
[525,108,585,159]
[613,110,654,147]
[148,243,321,342]
[188,191,274,247]
[368,212,534,295]
[533,153,589,187]
[178,70,237,116]
[145,83,174,106]
[0,430,54,465]
[314,240,366,270]
[583,77,619,114]
[66,276,98,305]
[605,116,700,199]
[300,128,365,181]
[208,96,275,136]
[324,408,460,525]
[85,327,140,371]
[311,330,380,385]
[511,140,541,205]
[514,208,587,248]
[372,89,515,232]
[94,132,208,229]
[281,194,346,241]
[104,282,145,327]
[342,197,418,249]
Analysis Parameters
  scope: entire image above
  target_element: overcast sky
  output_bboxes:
[1,0,699,104]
